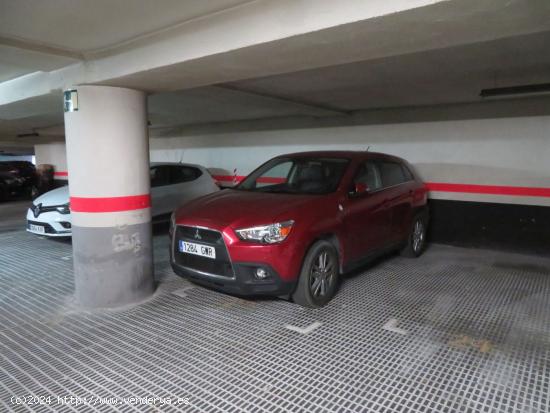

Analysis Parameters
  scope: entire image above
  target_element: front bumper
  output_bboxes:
[170,224,296,297]
[171,260,295,296]
[26,208,72,237]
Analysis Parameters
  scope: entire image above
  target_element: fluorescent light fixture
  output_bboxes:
[480,83,550,98]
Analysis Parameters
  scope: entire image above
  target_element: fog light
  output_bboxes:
[255,268,268,279]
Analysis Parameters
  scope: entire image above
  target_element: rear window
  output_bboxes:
[170,166,202,184]
[150,165,171,187]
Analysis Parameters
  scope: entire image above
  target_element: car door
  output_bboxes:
[377,161,414,243]
[342,160,392,263]
[149,165,172,217]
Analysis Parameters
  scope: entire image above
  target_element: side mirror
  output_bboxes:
[354,182,369,194]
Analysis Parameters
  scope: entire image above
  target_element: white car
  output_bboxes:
[26,162,219,237]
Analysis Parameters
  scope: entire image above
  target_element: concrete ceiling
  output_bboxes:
[7,29,550,142]
[223,30,550,111]
[0,0,251,52]
[1,0,550,147]
[0,44,77,82]
[0,0,252,81]
[93,0,550,93]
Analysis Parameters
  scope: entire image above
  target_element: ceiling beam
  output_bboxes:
[214,84,350,116]
[0,36,83,60]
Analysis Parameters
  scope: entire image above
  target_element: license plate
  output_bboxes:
[29,224,45,234]
[179,240,216,259]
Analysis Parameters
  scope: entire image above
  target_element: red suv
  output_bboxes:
[170,151,428,307]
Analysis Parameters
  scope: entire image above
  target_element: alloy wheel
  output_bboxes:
[310,250,335,298]
[412,219,425,253]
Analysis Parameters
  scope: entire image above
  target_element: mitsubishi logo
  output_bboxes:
[33,203,42,218]
[194,228,202,240]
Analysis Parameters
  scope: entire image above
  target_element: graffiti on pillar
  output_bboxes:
[112,232,141,254]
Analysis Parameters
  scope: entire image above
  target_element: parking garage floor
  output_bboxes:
[1,206,549,412]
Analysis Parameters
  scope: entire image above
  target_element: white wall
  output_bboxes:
[150,115,550,206]
[34,142,68,179]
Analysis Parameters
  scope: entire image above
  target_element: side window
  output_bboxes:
[170,166,202,184]
[150,166,171,187]
[379,161,406,188]
[352,161,382,192]
[256,161,292,188]
[402,164,414,181]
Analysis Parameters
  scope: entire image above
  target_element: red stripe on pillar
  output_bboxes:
[70,194,151,213]
[54,171,68,177]
[426,182,550,198]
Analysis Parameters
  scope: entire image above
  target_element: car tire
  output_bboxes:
[401,213,428,258]
[292,240,339,308]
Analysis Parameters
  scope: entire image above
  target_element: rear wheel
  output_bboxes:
[401,214,427,257]
[292,240,339,308]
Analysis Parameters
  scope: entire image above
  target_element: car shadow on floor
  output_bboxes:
[343,243,433,280]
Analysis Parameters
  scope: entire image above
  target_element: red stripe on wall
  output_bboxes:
[425,182,550,198]
[213,175,285,184]
[70,194,151,213]
[54,171,68,177]
[257,176,286,184]
[213,175,245,183]
[214,175,550,198]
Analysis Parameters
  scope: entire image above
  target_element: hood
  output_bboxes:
[33,185,69,206]
[175,189,320,228]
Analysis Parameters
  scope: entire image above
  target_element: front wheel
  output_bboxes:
[292,240,339,308]
[401,214,427,257]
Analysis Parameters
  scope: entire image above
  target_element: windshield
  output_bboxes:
[236,157,350,194]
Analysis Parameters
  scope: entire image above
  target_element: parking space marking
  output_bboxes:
[172,287,195,298]
[382,318,409,335]
[284,321,322,335]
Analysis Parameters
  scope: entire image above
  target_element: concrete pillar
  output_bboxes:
[64,86,154,308]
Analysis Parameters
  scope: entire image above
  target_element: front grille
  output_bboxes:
[27,220,57,234]
[30,204,62,218]
[174,226,234,278]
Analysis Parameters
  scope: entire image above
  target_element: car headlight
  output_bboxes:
[56,203,70,214]
[235,220,294,244]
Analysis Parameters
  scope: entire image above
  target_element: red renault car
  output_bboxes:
[170,151,428,307]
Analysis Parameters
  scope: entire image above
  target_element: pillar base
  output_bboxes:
[72,222,154,308]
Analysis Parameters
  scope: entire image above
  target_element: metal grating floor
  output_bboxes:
[0,228,549,412]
